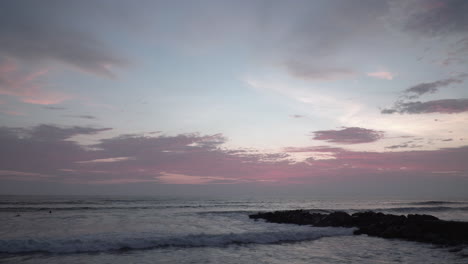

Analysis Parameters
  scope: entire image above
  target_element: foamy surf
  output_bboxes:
[0,227,354,254]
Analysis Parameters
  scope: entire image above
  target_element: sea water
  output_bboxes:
[0,195,467,263]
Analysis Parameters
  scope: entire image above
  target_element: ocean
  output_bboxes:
[0,195,467,263]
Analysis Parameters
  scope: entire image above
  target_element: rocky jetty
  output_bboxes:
[249,210,468,245]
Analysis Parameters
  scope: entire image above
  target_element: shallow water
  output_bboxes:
[1,196,467,263]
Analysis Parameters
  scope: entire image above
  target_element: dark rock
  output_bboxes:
[316,211,354,227]
[249,210,468,246]
[407,214,438,221]
[249,210,326,225]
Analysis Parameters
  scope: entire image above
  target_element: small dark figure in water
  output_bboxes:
[15,214,20,217]
[49,210,52,214]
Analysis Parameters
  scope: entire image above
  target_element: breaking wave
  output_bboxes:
[0,228,353,254]
[402,201,467,206]
[371,206,468,213]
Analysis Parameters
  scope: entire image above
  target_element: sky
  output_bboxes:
[0,0,468,198]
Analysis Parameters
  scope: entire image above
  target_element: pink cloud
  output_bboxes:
[327,147,468,172]
[0,59,71,105]
[0,124,467,188]
[88,178,158,185]
[367,71,394,80]
[0,170,50,177]
[0,110,25,116]
[157,172,245,185]
[76,157,135,164]
[0,58,17,73]
[283,146,345,153]
[20,93,71,105]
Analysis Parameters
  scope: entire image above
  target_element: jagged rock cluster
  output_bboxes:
[249,210,468,245]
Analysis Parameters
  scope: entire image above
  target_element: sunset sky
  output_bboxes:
[1,0,467,197]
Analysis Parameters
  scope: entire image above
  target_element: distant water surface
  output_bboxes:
[0,195,467,263]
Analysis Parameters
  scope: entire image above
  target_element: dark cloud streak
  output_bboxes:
[382,99,468,114]
[312,127,384,144]
[44,106,66,110]
[66,115,97,120]
[0,0,126,77]
[403,76,465,99]
[403,0,468,36]
[382,73,468,114]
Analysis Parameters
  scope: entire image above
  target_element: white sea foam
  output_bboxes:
[0,227,354,254]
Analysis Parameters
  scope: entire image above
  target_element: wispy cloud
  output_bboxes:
[385,142,423,150]
[158,172,244,185]
[0,170,50,177]
[367,71,394,80]
[0,58,70,105]
[0,110,25,116]
[20,93,71,105]
[66,115,97,120]
[43,106,66,110]
[285,61,357,81]
[76,157,135,164]
[245,77,362,122]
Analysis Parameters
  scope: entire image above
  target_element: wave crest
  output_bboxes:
[403,201,466,206]
[377,206,468,213]
[0,228,353,254]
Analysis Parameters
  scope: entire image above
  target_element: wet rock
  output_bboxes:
[316,211,354,227]
[249,210,468,246]
[407,214,438,222]
[249,210,325,225]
